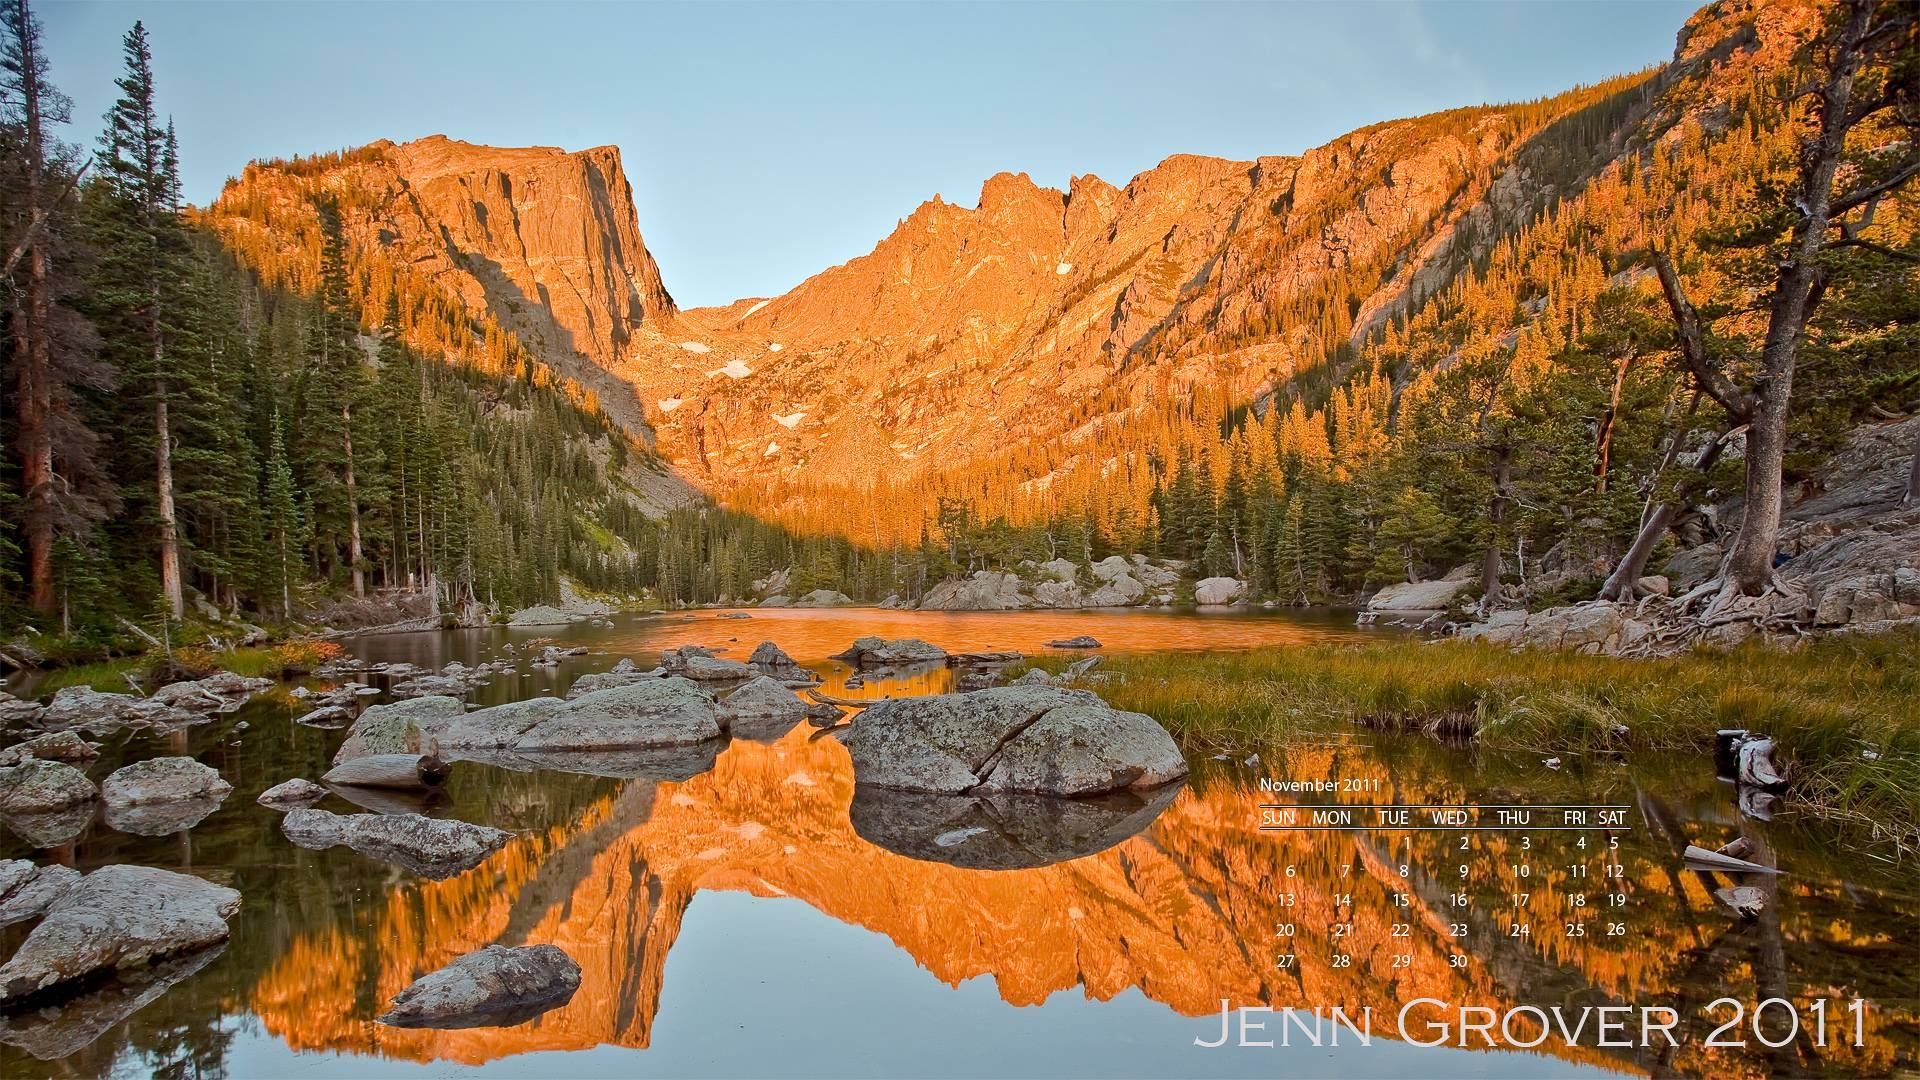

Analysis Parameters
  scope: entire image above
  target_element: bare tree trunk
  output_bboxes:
[1595,351,1632,495]
[7,0,55,614]
[1480,447,1510,608]
[155,387,183,619]
[1598,504,1675,602]
[343,404,364,597]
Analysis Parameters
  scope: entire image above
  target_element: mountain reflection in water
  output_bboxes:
[1,609,1914,1078]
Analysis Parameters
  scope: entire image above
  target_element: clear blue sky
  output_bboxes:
[38,1,1697,309]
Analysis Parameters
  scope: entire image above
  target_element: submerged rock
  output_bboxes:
[376,944,582,1029]
[256,778,327,809]
[842,686,1187,797]
[1044,636,1101,649]
[851,781,1182,870]
[280,808,510,880]
[0,860,81,927]
[0,865,240,1005]
[0,759,96,815]
[100,757,231,808]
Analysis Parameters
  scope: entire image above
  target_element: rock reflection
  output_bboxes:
[101,796,223,838]
[849,782,1180,869]
[0,804,92,849]
[0,944,225,1060]
[241,729,1920,1078]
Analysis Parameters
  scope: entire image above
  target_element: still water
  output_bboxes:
[1,608,1914,1078]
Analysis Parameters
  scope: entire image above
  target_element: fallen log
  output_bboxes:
[803,690,889,710]
[322,753,450,791]
[1683,843,1781,876]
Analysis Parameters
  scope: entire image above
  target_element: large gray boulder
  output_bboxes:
[436,679,720,757]
[841,686,1187,798]
[0,759,96,815]
[146,672,272,713]
[376,944,581,1029]
[919,571,1027,611]
[1193,577,1248,606]
[0,860,81,927]
[1368,577,1471,612]
[717,676,811,742]
[100,757,231,808]
[281,809,510,880]
[791,589,853,608]
[38,687,195,734]
[0,865,240,1004]
[332,695,466,765]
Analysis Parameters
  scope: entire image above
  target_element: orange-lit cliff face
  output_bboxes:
[203,135,676,441]
[245,727,1907,1078]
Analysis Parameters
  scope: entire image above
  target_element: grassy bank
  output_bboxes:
[11,639,341,698]
[1027,631,1920,847]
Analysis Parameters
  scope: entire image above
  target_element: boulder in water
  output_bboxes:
[376,944,582,1029]
[280,808,510,880]
[332,695,465,765]
[851,782,1182,870]
[0,865,240,1005]
[831,637,948,667]
[100,757,231,808]
[257,778,327,809]
[0,732,99,768]
[842,685,1187,797]
[0,759,96,815]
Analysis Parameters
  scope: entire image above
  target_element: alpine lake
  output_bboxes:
[1,607,1914,1079]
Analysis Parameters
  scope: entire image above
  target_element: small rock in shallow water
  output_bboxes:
[376,944,581,1028]
[257,778,328,809]
[0,732,99,768]
[0,865,240,1005]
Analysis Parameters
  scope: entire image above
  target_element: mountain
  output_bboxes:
[205,135,676,442]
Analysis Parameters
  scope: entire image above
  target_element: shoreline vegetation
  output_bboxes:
[1020,631,1920,853]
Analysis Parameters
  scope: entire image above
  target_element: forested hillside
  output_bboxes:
[0,8,874,649]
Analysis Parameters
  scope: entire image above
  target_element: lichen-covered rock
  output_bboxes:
[717,676,811,741]
[0,760,96,815]
[256,778,327,809]
[0,865,240,1004]
[0,732,99,768]
[842,686,1187,798]
[146,673,272,713]
[280,809,510,880]
[332,695,466,765]
[438,678,720,758]
[100,757,231,808]
[376,944,581,1029]
[37,687,195,734]
[566,657,659,698]
[0,860,80,927]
